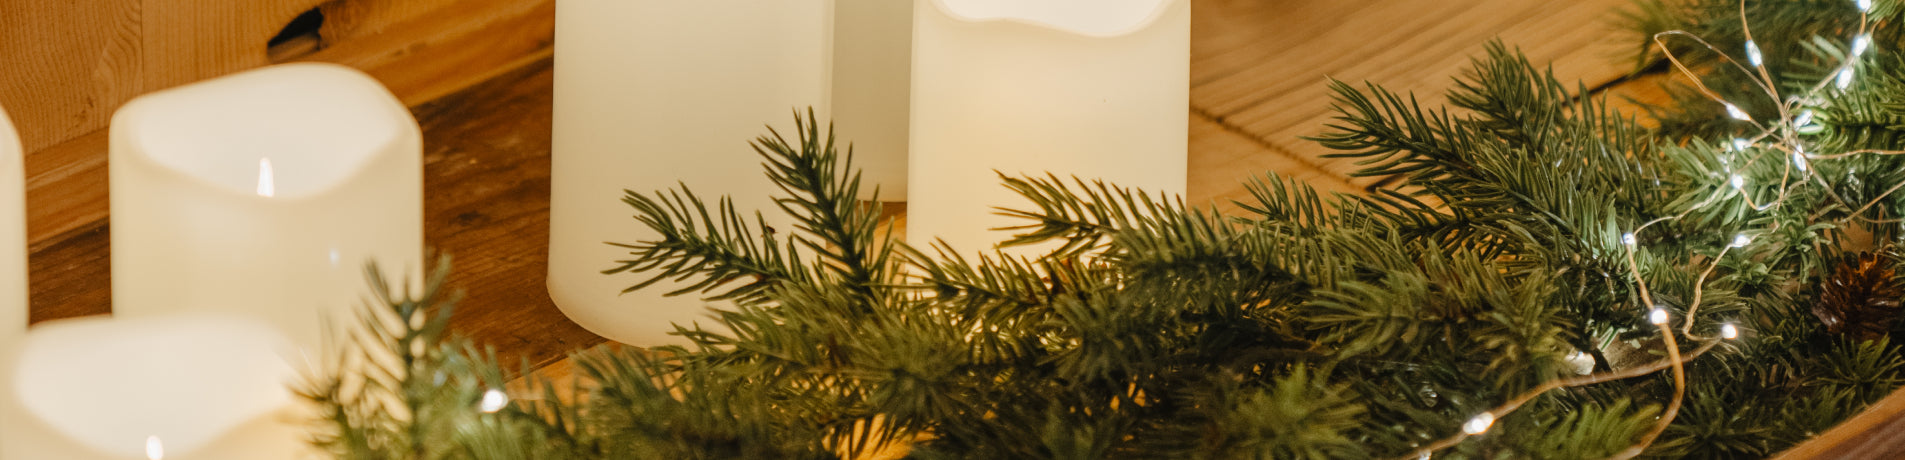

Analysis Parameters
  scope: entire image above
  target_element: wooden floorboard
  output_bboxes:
[1186,0,1641,203]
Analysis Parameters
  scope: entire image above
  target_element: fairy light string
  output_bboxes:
[1399,0,1893,457]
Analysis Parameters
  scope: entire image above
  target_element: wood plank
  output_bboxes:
[293,0,556,107]
[407,58,602,369]
[0,0,143,152]
[1187,109,1361,213]
[140,0,325,92]
[1188,0,1640,202]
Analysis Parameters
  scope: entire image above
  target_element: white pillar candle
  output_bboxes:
[907,0,1190,256]
[549,0,832,346]
[2,315,304,460]
[0,106,25,458]
[833,0,914,199]
[108,63,423,352]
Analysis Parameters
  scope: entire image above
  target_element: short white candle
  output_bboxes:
[2,315,304,459]
[907,0,1190,256]
[0,105,26,457]
[107,63,423,352]
[549,0,831,346]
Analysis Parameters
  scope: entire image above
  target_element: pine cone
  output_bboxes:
[1815,251,1904,341]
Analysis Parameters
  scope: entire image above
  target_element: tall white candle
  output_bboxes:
[833,0,914,199]
[0,105,25,459]
[549,0,831,346]
[108,63,423,352]
[907,0,1190,256]
[2,315,304,460]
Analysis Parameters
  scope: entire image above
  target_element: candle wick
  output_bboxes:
[257,158,276,198]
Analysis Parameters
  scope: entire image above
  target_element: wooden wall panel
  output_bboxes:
[140,0,326,92]
[0,0,144,153]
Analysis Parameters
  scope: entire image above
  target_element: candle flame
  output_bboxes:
[146,435,164,460]
[257,158,275,198]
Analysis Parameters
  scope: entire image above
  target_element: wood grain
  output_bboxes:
[294,0,556,107]
[0,0,144,152]
[1187,0,1642,206]
[141,0,325,92]
[408,59,601,369]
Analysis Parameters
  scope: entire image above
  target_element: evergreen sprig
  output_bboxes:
[305,2,1905,458]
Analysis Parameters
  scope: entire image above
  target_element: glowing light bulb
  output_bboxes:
[1731,138,1752,151]
[1649,308,1670,325]
[1794,110,1815,128]
[1745,40,1764,67]
[1731,233,1752,248]
[1463,412,1496,435]
[480,388,508,413]
[1721,323,1740,339]
[1730,174,1745,190]
[146,436,164,460]
[1853,34,1872,58]
[1724,103,1752,121]
[256,158,275,198]
[1838,67,1856,90]
[1793,152,1810,172]
[1622,233,1637,246]
[1859,0,1873,13]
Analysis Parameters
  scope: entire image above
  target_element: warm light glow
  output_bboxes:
[1721,323,1739,339]
[1463,412,1495,435]
[256,158,275,198]
[1724,103,1752,121]
[480,388,508,413]
[1730,233,1752,248]
[146,436,164,460]
[1649,308,1670,325]
[1745,40,1763,67]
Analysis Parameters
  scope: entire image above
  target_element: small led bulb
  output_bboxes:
[1731,138,1752,151]
[480,388,509,413]
[1746,40,1764,67]
[1725,103,1752,121]
[1730,174,1745,190]
[1649,308,1670,325]
[1859,0,1873,13]
[1853,34,1872,58]
[1793,152,1810,172]
[1730,233,1752,248]
[1463,412,1496,435]
[1838,67,1857,90]
[1622,233,1637,246]
[147,436,164,460]
[1794,110,1815,128]
[1721,323,1740,339]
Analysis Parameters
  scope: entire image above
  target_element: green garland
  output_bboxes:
[305,1,1905,458]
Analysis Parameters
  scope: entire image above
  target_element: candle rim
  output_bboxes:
[108,62,418,200]
[925,0,1183,38]
[10,313,298,458]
